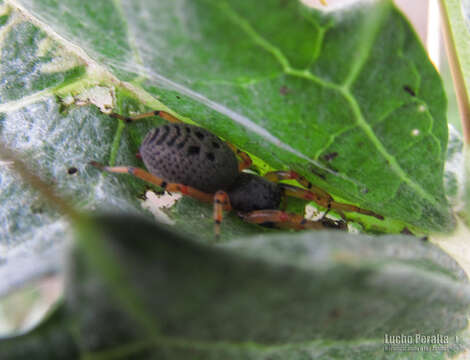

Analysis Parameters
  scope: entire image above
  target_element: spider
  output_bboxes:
[90,110,383,239]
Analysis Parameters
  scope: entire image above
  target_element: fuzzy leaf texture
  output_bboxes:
[6,0,452,234]
[1,215,469,359]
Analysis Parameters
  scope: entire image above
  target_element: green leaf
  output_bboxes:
[0,93,264,295]
[441,0,470,226]
[8,0,452,233]
[1,215,468,359]
[0,2,468,358]
[0,4,84,294]
[0,0,456,305]
[0,9,85,102]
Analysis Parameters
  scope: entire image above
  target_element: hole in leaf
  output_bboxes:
[403,85,416,96]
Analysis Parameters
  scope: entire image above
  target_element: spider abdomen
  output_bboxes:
[140,123,239,193]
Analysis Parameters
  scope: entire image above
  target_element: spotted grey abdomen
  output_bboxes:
[139,123,239,193]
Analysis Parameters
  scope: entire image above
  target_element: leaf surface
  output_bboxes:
[10,0,452,232]
[0,0,456,313]
[1,215,468,359]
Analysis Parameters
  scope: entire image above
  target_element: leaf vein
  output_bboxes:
[341,1,391,89]
[214,0,439,206]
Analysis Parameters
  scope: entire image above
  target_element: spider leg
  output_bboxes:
[265,170,330,197]
[265,171,383,220]
[280,183,384,220]
[238,209,344,230]
[109,110,181,124]
[213,191,232,240]
[227,143,252,171]
[89,162,213,203]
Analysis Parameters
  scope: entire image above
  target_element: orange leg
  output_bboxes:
[227,143,252,171]
[280,183,384,220]
[265,171,383,220]
[238,210,344,230]
[213,191,232,240]
[89,161,213,203]
[265,170,331,198]
[110,110,181,124]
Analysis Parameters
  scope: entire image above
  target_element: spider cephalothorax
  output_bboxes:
[90,110,383,238]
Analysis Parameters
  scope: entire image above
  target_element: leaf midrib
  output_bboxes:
[8,0,441,209]
[214,0,439,206]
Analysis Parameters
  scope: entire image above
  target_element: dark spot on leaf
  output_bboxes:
[401,227,413,235]
[329,308,341,319]
[361,187,369,194]
[67,167,78,175]
[188,146,200,155]
[212,141,220,149]
[206,152,215,161]
[403,85,416,96]
[309,167,326,180]
[323,152,338,162]
[176,95,181,99]
[279,85,290,96]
